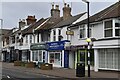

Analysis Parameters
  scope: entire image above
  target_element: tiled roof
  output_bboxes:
[53,12,86,28]
[71,1,120,27]
[35,17,63,31]
[22,18,46,35]
[2,29,12,40]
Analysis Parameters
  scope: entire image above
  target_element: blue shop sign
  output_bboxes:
[46,40,70,50]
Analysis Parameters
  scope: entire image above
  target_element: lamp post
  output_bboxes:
[82,0,90,77]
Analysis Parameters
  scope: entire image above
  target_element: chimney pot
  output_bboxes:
[55,5,59,10]
[64,3,67,7]
[52,4,54,9]
[67,4,69,7]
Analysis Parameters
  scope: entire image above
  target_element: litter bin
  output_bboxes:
[76,62,85,77]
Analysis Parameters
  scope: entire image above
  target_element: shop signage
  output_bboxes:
[65,45,88,50]
[66,30,74,35]
[46,40,70,50]
[30,43,46,50]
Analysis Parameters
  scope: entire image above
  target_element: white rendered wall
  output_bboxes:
[69,51,75,68]
[92,22,103,39]
[94,49,99,72]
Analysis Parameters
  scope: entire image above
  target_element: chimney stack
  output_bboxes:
[19,19,26,30]
[26,15,37,25]
[51,4,60,18]
[63,3,72,20]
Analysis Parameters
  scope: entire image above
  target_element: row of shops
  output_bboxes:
[2,39,120,71]
[1,40,94,69]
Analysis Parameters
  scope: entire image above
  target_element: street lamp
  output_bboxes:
[82,0,90,77]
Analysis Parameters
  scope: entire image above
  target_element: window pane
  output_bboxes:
[55,53,60,61]
[115,29,120,36]
[26,35,28,43]
[105,20,112,29]
[115,23,120,27]
[32,51,38,61]
[105,29,112,37]
[53,36,56,41]
[58,29,61,35]
[30,35,32,43]
[53,30,56,35]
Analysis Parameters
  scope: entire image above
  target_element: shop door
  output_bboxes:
[49,52,61,67]
[43,52,45,63]
[64,51,69,68]
[77,50,86,65]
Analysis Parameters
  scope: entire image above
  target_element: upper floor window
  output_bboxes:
[89,25,92,38]
[58,29,62,41]
[115,21,120,36]
[53,30,56,41]
[3,41,4,46]
[104,20,113,37]
[37,34,39,43]
[79,25,85,39]
[12,36,15,43]
[30,35,32,43]
[25,35,28,43]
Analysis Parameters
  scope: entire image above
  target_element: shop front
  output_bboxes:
[21,49,30,62]
[2,48,8,62]
[30,43,47,64]
[93,38,120,71]
[65,45,94,69]
[46,40,70,68]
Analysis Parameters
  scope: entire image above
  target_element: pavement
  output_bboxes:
[2,62,120,79]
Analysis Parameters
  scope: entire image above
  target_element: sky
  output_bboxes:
[1,1,117,29]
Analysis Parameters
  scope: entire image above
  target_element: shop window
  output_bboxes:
[98,48,119,70]
[32,51,38,61]
[38,51,42,61]
[104,20,113,37]
[32,50,42,62]
[49,52,61,65]
[22,51,27,62]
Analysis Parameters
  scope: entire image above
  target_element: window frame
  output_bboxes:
[115,19,120,37]
[104,20,113,38]
[79,25,86,39]
[25,35,28,43]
